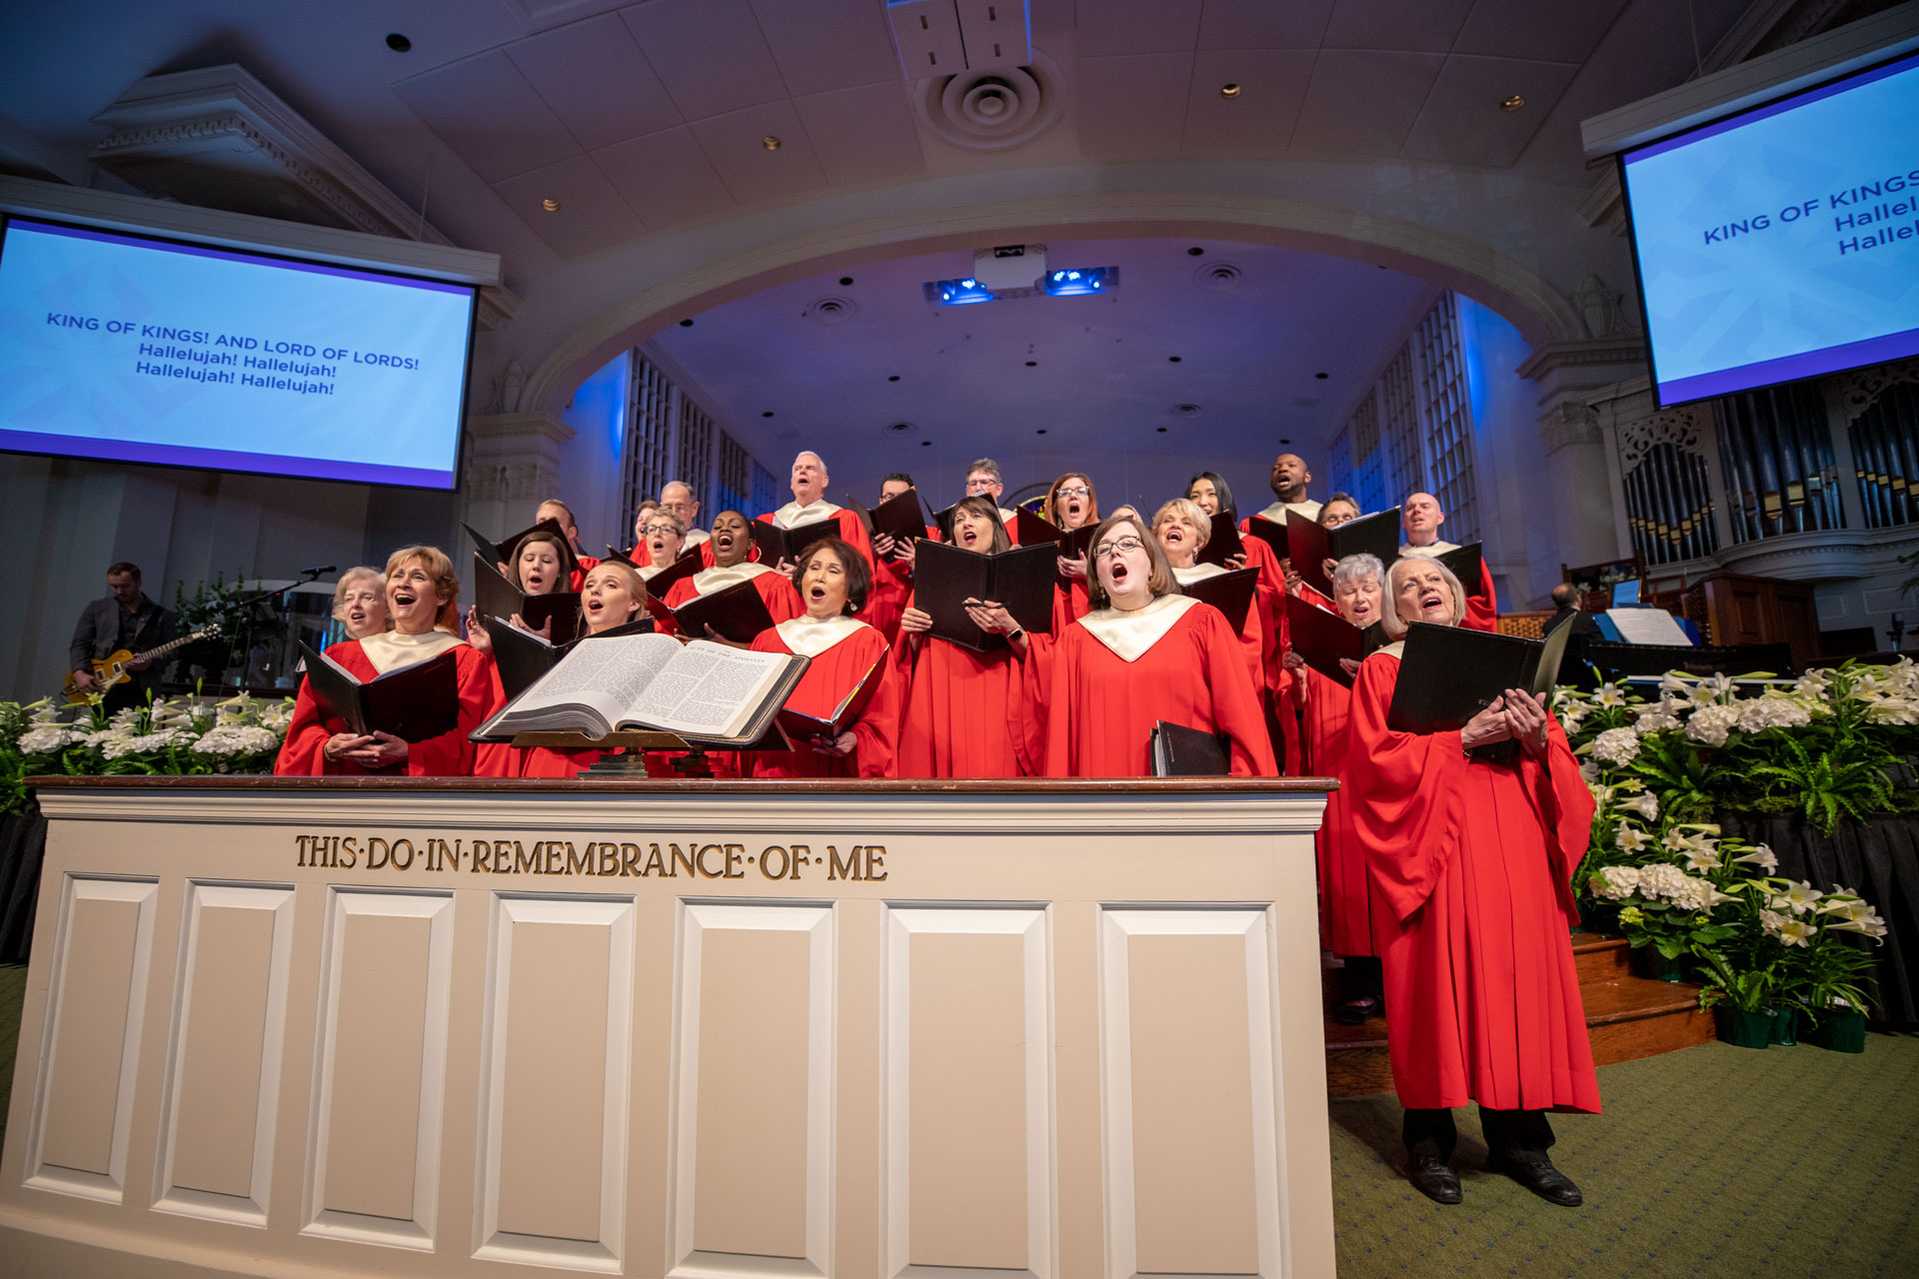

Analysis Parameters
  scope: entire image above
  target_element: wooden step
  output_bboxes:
[1571,931,1632,985]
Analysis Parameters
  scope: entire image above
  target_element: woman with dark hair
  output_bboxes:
[1348,555,1598,1207]
[662,510,803,642]
[276,545,494,776]
[1189,469,1292,766]
[1039,512,1274,777]
[1042,470,1101,630]
[748,538,901,778]
[896,495,1038,777]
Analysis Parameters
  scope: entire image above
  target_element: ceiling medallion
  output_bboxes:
[761,135,783,151]
[803,295,860,326]
[915,50,1064,153]
[1499,94,1526,112]
[540,197,560,213]
[1219,82,1242,99]
[1192,260,1244,292]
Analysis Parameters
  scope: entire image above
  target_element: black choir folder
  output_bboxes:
[914,541,1057,651]
[471,554,582,645]
[1195,517,1245,567]
[1285,596,1389,685]
[1242,514,1288,559]
[748,516,841,566]
[867,488,931,555]
[658,575,785,644]
[474,633,808,747]
[1386,620,1574,736]
[774,650,888,748]
[1012,509,1099,560]
[1286,507,1401,596]
[483,617,653,702]
[1150,721,1230,776]
[297,642,459,742]
[464,518,578,578]
[1179,567,1258,632]
[1431,542,1484,589]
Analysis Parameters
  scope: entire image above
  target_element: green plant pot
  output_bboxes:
[1770,1007,1798,1046]
[1630,947,1688,983]
[1714,1006,1773,1049]
[1809,1009,1868,1053]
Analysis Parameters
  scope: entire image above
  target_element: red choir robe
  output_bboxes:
[1400,540,1498,632]
[1039,595,1277,778]
[866,553,912,646]
[1172,562,1265,694]
[747,616,899,778]
[663,563,803,640]
[276,631,493,777]
[565,553,601,593]
[1346,645,1599,1114]
[895,593,1040,778]
[759,499,876,569]
[1237,518,1300,768]
[1298,665,1375,958]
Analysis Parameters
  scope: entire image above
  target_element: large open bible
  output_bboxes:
[474,633,807,746]
[297,642,460,741]
[484,617,654,701]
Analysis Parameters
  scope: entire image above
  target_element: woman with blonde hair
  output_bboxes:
[1346,555,1597,1207]
[275,545,494,776]
[330,566,388,640]
[1151,497,1264,693]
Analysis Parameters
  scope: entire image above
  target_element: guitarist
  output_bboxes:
[67,561,178,713]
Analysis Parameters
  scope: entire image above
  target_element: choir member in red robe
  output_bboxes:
[635,510,687,588]
[963,457,1022,543]
[865,472,922,645]
[663,510,804,641]
[658,480,711,561]
[748,539,900,779]
[1195,470,1295,771]
[759,451,875,571]
[1348,554,1597,1207]
[628,497,659,562]
[535,498,599,591]
[1249,451,1323,525]
[1281,551,1385,1023]
[896,496,1039,778]
[276,545,493,777]
[1153,498,1264,692]
[1043,471,1099,631]
[1041,513,1276,777]
[1400,491,1497,631]
[331,566,388,640]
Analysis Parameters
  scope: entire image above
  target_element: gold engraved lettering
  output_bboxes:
[644,844,668,877]
[760,845,789,879]
[621,843,643,876]
[338,836,358,870]
[514,841,539,875]
[670,842,696,878]
[543,842,563,875]
[696,843,727,878]
[390,838,415,871]
[828,844,859,881]
[864,844,887,881]
[594,842,618,876]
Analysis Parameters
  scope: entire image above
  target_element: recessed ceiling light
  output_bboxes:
[838,275,854,286]
[1280,437,1293,445]
[761,135,783,151]
[1168,355,1182,363]
[541,197,560,213]
[385,33,412,53]
[1219,83,1242,99]
[678,318,694,328]
[761,410,774,418]
[920,440,932,447]
[1187,246,1205,256]
[1036,428,1048,435]
[1314,371,1329,380]
[1156,426,1169,434]
[1499,93,1526,112]
[1025,359,1038,367]
[887,374,901,382]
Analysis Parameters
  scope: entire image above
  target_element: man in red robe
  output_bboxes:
[962,457,1022,542]
[758,451,875,570]
[1399,491,1498,631]
[536,498,600,591]
[658,480,714,565]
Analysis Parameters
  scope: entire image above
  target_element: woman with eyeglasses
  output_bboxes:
[635,510,689,583]
[1041,471,1101,630]
[1037,512,1275,777]
[894,495,1041,777]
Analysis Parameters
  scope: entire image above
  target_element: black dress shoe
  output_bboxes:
[1407,1153,1461,1204]
[1489,1150,1583,1206]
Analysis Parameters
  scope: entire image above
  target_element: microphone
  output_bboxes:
[300,564,337,577]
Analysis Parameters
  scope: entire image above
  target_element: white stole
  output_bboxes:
[357,629,462,675]
[1076,594,1198,663]
[1399,539,1460,558]
[1171,562,1226,586]
[775,614,868,657]
[1257,498,1321,523]
[772,499,842,529]
[692,562,775,596]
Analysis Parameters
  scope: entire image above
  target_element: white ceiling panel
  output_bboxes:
[690,100,828,204]
[593,126,737,229]
[1075,0,1204,58]
[1453,0,1630,65]
[1196,0,1335,51]
[1076,53,1195,160]
[1403,54,1576,168]
[794,82,926,187]
[394,49,579,183]
[1321,0,1477,55]
[752,0,900,98]
[619,0,789,122]
[494,153,636,256]
[505,13,682,151]
[1181,50,1316,158]
[1290,49,1444,154]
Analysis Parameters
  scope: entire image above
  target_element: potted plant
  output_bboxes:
[1694,948,1779,1049]
[1585,826,1739,982]
[1787,888,1885,1053]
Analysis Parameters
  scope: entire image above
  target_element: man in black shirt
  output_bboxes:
[68,561,178,713]
[1543,583,1601,639]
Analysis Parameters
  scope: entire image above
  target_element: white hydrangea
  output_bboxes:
[1666,875,1735,912]
[17,725,81,754]
[1685,703,1741,747]
[1591,726,1641,767]
[1590,865,1642,900]
[1634,705,1683,734]
[191,725,280,758]
[1638,862,1690,899]
[1736,697,1812,733]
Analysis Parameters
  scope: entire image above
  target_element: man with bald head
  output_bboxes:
[1253,452,1321,524]
[757,450,875,570]
[1399,491,1499,631]
[658,479,716,567]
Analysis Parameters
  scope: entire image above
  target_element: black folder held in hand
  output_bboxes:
[749,516,842,566]
[1286,507,1402,597]
[913,541,1057,651]
[471,554,582,645]
[1435,541,1484,589]
[868,488,931,555]
[1195,517,1246,567]
[672,575,780,644]
[1284,596,1388,685]
[1179,567,1259,632]
[1385,619,1573,735]
[464,517,578,581]
[1242,514,1288,559]
[1150,721,1231,776]
[1012,509,1098,560]
[298,642,460,742]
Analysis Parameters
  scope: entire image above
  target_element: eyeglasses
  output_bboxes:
[1093,536,1145,561]
[640,523,681,537]
[1055,485,1090,498]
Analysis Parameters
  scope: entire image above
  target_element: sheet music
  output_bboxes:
[1605,607,1694,647]
[625,641,791,739]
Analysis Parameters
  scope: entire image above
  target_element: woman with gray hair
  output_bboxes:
[330,566,388,641]
[1346,555,1598,1209]
[635,508,688,582]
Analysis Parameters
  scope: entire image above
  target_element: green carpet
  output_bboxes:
[0,964,1914,1274]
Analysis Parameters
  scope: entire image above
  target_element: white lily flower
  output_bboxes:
[1777,919,1815,947]
[1595,682,1627,708]
[1620,792,1660,821]
[1616,826,1650,853]
[1732,845,1779,873]
[1773,882,1824,915]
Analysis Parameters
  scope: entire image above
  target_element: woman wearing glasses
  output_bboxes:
[1038,512,1275,777]
[1041,471,1101,630]
[634,510,689,583]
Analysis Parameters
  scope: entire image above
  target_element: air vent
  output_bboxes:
[1193,261,1245,292]
[1174,403,1202,416]
[915,51,1063,152]
[803,295,860,326]
[883,421,916,435]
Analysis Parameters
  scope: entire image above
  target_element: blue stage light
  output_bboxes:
[927,277,997,306]
[1041,265,1118,298]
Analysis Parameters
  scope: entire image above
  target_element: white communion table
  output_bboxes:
[1,776,1335,1278]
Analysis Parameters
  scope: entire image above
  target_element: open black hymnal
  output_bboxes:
[1179,567,1259,632]
[1431,542,1485,590]
[1012,509,1099,560]
[1150,721,1231,776]
[474,632,808,746]
[636,546,702,601]
[665,574,783,644]
[913,541,1058,651]
[1242,514,1288,559]
[1284,595,1388,686]
[773,649,889,749]
[297,642,460,741]
[867,488,931,555]
[471,554,582,645]
[483,616,654,702]
[748,516,842,567]
[1385,619,1574,737]
[465,517,578,580]
[1286,507,1402,597]
[1195,516,1245,567]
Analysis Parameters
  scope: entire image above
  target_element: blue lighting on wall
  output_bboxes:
[928,277,997,306]
[1043,266,1118,297]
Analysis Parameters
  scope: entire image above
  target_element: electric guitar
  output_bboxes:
[64,624,221,704]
